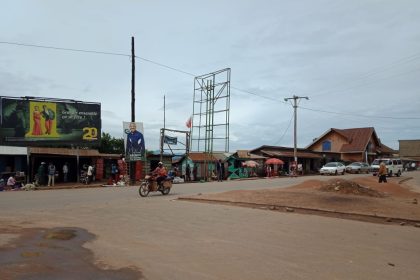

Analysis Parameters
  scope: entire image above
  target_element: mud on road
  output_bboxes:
[0,226,143,280]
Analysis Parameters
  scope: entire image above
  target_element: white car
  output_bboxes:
[320,162,346,175]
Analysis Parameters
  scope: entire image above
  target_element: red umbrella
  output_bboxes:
[265,158,284,165]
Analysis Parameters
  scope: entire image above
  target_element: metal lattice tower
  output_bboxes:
[190,68,231,179]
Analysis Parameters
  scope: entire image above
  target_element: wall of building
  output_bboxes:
[399,140,420,157]
[310,133,347,153]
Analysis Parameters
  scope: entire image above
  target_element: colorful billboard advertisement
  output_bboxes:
[0,96,101,146]
[123,121,145,161]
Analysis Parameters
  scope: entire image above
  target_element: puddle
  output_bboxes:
[0,227,144,280]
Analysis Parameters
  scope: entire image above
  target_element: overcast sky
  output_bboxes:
[1,0,419,152]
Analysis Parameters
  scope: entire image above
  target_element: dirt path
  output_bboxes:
[180,176,420,226]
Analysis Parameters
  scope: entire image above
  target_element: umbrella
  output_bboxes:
[265,158,284,165]
[242,160,259,168]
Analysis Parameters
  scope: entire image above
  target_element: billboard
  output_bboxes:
[123,121,145,161]
[0,96,101,146]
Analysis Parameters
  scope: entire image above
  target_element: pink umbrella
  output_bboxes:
[265,158,284,165]
[242,160,259,168]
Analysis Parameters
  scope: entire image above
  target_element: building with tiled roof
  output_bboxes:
[306,127,396,163]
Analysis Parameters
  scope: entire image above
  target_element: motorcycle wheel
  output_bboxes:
[161,187,171,195]
[139,182,150,197]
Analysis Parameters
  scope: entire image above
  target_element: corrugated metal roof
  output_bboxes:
[261,150,321,158]
[29,147,101,156]
[188,152,218,162]
[261,149,321,159]
[235,150,266,159]
[0,145,27,155]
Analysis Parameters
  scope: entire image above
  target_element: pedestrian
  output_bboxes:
[216,159,223,182]
[186,164,191,182]
[111,163,119,182]
[193,165,198,181]
[87,164,94,184]
[47,162,56,186]
[378,162,387,183]
[266,165,272,177]
[62,162,69,183]
[37,162,46,185]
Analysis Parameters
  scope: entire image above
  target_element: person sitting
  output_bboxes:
[152,162,167,186]
[7,175,18,190]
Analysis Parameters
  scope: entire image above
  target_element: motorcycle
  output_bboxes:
[139,174,173,197]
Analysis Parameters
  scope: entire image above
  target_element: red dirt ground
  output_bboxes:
[180,176,420,224]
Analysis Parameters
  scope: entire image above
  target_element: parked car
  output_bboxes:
[345,162,370,174]
[370,158,403,177]
[320,162,346,175]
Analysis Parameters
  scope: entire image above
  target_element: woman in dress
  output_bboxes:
[32,105,42,135]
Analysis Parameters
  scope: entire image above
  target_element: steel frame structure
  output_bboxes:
[160,128,190,158]
[190,68,231,179]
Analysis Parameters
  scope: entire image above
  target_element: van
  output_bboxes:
[370,158,403,177]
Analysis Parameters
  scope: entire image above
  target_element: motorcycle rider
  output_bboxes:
[152,162,167,187]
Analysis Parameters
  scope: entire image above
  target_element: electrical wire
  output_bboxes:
[299,106,420,120]
[273,112,294,145]
[1,40,419,120]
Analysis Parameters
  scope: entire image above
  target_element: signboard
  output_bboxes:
[163,135,178,145]
[123,121,145,161]
[0,96,101,146]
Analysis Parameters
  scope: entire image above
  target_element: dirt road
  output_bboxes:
[1,173,420,279]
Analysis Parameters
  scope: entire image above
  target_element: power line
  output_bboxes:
[273,112,294,145]
[1,40,419,120]
[300,106,420,120]
[310,52,420,98]
[0,41,130,57]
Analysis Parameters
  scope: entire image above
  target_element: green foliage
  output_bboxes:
[99,132,124,154]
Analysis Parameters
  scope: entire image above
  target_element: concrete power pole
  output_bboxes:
[284,95,309,165]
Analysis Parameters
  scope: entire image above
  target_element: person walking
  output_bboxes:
[216,159,224,182]
[186,164,191,182]
[378,162,387,183]
[62,162,69,183]
[47,162,56,187]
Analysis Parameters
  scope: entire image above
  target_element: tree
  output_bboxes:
[99,132,124,154]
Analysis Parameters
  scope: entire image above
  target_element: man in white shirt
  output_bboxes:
[87,165,94,184]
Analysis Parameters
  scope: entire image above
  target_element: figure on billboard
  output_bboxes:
[41,105,55,135]
[32,105,43,135]
[126,122,145,155]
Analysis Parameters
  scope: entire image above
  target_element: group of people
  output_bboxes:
[184,163,200,182]
[35,162,71,186]
[0,175,22,191]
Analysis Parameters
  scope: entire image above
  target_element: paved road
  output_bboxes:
[1,173,420,280]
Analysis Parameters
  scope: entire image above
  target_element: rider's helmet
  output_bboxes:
[158,162,163,166]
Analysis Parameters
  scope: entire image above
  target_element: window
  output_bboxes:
[322,140,331,151]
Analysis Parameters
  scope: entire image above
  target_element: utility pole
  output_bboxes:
[130,36,136,184]
[160,95,165,162]
[284,95,309,166]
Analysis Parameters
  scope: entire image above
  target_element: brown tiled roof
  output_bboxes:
[377,143,397,154]
[333,127,375,153]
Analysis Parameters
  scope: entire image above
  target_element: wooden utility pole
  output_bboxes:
[284,95,309,166]
[130,36,136,184]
